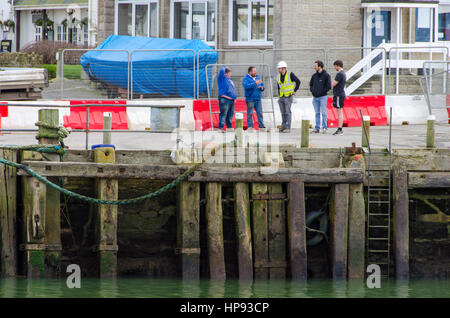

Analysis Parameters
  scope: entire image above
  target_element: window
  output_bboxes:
[116,0,158,37]
[35,26,42,42]
[438,5,450,41]
[230,0,273,44]
[415,8,434,42]
[56,25,68,42]
[171,0,216,43]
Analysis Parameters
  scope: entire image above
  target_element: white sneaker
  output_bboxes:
[321,128,328,134]
[247,127,254,132]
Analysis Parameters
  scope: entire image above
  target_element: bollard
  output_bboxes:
[301,119,310,148]
[103,112,112,145]
[362,116,371,148]
[426,115,436,148]
[235,113,244,147]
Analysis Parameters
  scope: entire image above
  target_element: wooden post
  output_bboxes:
[393,166,409,280]
[205,182,226,280]
[426,115,435,148]
[268,184,286,279]
[362,116,370,148]
[22,176,46,278]
[177,181,201,280]
[0,149,18,277]
[235,113,244,147]
[38,109,62,278]
[287,179,307,280]
[234,183,253,280]
[301,119,310,148]
[330,183,349,280]
[94,147,118,278]
[347,183,365,279]
[252,183,269,279]
[103,112,112,145]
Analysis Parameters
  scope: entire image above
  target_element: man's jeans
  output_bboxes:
[278,95,293,129]
[312,96,328,130]
[218,97,235,130]
[246,100,265,128]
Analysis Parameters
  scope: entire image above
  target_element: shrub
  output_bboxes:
[21,40,92,64]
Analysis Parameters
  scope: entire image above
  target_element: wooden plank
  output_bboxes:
[233,183,253,280]
[94,147,118,278]
[287,180,307,281]
[408,172,450,188]
[205,182,226,280]
[17,162,364,183]
[347,183,365,279]
[21,177,46,278]
[393,166,409,280]
[330,183,349,280]
[252,183,269,279]
[0,149,17,277]
[177,181,201,280]
[268,183,286,279]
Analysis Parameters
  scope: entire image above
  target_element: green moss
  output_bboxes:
[29,250,45,277]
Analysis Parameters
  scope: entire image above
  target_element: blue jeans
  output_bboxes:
[218,97,235,129]
[313,96,328,130]
[246,100,265,128]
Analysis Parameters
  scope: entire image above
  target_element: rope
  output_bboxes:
[35,121,71,142]
[0,143,224,206]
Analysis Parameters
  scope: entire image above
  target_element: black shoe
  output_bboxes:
[311,129,320,134]
[333,128,343,136]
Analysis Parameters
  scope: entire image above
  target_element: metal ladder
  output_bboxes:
[361,108,393,279]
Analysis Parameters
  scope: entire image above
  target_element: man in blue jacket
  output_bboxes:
[242,66,266,131]
[217,66,238,132]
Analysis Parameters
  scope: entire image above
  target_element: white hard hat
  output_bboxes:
[277,61,287,69]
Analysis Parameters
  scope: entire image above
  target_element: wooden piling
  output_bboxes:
[252,183,269,279]
[235,113,244,147]
[177,181,201,279]
[205,182,226,280]
[393,166,409,280]
[347,183,365,279]
[287,179,307,280]
[103,112,112,145]
[362,116,370,148]
[301,120,310,148]
[426,115,435,148]
[233,183,253,280]
[330,183,349,280]
[268,184,286,279]
[0,149,17,277]
[94,147,118,278]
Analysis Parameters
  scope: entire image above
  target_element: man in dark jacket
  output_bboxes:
[310,60,332,134]
[242,66,265,131]
[217,66,238,132]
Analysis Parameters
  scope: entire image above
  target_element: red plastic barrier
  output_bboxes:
[193,99,260,131]
[63,100,128,130]
[327,96,387,128]
[446,95,450,124]
[0,104,8,117]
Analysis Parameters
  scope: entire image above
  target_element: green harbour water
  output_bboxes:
[0,278,448,298]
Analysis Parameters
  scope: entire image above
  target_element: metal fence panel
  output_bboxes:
[262,49,326,97]
[61,49,130,100]
[421,61,450,119]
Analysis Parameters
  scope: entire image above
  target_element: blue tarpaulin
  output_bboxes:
[80,35,218,98]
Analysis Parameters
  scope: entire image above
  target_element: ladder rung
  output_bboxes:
[368,213,390,216]
[368,250,389,253]
[369,225,389,228]
[368,201,390,204]
[368,188,390,191]
[370,151,391,154]
[370,164,391,166]
[368,238,389,241]
[368,176,390,179]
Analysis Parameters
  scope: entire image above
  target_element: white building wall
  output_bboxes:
[0,0,16,50]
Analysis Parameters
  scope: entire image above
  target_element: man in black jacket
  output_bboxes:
[310,60,332,133]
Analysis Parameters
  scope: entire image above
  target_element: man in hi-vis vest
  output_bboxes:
[277,61,301,133]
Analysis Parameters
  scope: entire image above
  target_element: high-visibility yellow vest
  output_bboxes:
[277,71,295,97]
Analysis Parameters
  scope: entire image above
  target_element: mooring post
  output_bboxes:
[94,147,118,278]
[177,181,201,280]
[301,119,310,148]
[393,166,409,280]
[205,182,226,280]
[252,183,269,279]
[287,179,307,281]
[347,183,365,279]
[235,113,244,147]
[37,109,63,278]
[0,149,18,277]
[233,183,253,280]
[362,116,371,148]
[426,115,435,148]
[330,183,349,280]
[103,112,112,145]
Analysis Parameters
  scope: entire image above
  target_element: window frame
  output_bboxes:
[170,0,217,45]
[228,0,274,46]
[114,0,159,37]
